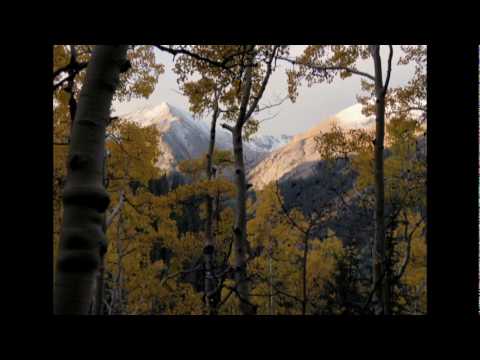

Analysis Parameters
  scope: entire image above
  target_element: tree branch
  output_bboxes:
[244,46,280,121]
[154,45,247,75]
[256,94,289,113]
[383,45,394,96]
[235,45,255,129]
[274,181,308,235]
[106,190,125,228]
[53,62,88,91]
[361,266,387,313]
[220,123,234,133]
[257,110,282,124]
[252,273,304,305]
[278,56,376,82]
[394,213,425,283]
[158,263,204,286]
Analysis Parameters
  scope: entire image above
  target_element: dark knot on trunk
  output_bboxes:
[69,153,91,172]
[119,59,131,73]
[63,185,110,213]
[98,238,108,257]
[57,249,100,273]
[203,245,215,255]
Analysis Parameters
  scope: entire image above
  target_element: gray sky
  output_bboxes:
[112,45,417,137]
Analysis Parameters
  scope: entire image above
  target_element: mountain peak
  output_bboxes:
[119,101,289,173]
[123,101,198,131]
[248,103,376,189]
[334,103,374,129]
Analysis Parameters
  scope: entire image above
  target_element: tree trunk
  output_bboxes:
[228,45,256,315]
[232,127,254,315]
[95,258,105,315]
[114,212,125,314]
[54,45,128,315]
[268,240,273,315]
[95,149,109,315]
[204,101,220,315]
[302,232,308,315]
[371,45,389,315]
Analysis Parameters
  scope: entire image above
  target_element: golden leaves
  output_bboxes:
[53,45,70,73]
[115,45,165,102]
[287,45,370,95]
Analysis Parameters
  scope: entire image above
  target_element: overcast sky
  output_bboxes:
[112,45,417,137]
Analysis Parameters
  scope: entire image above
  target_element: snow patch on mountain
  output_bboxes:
[248,134,292,153]
[247,103,375,189]
[120,102,288,172]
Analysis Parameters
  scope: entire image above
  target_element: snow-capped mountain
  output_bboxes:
[247,103,375,189]
[248,134,292,153]
[120,102,289,172]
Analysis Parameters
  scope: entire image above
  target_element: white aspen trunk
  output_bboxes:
[204,101,220,314]
[371,45,389,315]
[232,126,254,314]
[54,45,128,314]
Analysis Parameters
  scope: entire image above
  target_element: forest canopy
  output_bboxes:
[53,45,426,315]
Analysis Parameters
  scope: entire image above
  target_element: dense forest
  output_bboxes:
[53,45,426,315]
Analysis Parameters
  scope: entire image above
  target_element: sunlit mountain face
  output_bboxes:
[120,102,292,173]
[247,103,376,189]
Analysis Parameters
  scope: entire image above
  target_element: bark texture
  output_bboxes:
[371,45,389,315]
[302,231,309,315]
[232,46,255,315]
[204,99,220,314]
[54,45,128,315]
[221,45,277,315]
[232,126,253,314]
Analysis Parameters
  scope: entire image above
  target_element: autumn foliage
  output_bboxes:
[53,45,426,315]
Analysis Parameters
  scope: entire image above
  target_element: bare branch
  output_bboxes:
[383,45,394,96]
[217,287,235,308]
[169,88,184,96]
[221,284,258,312]
[106,190,125,228]
[274,181,308,235]
[53,62,88,91]
[221,123,234,133]
[256,94,289,113]
[278,56,376,82]
[159,264,203,286]
[244,46,280,121]
[154,45,246,75]
[361,266,387,313]
[394,213,425,282]
[235,45,255,128]
[252,273,304,304]
[257,110,282,124]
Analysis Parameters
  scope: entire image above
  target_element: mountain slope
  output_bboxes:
[247,103,375,189]
[120,102,290,172]
[249,134,292,153]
